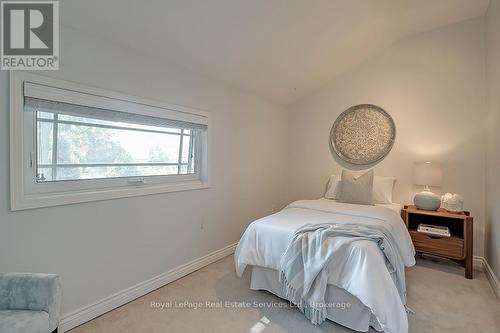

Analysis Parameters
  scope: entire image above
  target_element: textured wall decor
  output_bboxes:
[330,104,396,165]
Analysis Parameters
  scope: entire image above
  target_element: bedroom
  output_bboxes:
[0,0,499,332]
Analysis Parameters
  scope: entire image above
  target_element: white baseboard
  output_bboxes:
[473,256,484,270]
[59,242,237,332]
[474,256,500,301]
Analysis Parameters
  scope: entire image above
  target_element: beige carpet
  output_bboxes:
[69,255,500,333]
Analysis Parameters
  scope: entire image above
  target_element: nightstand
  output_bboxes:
[401,205,473,279]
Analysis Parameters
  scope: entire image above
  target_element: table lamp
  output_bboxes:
[413,161,443,211]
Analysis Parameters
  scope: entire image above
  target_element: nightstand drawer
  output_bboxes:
[410,231,464,259]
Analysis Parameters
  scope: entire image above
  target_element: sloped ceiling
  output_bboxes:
[61,0,490,105]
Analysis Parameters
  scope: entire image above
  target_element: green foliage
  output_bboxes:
[55,122,139,179]
[37,112,192,180]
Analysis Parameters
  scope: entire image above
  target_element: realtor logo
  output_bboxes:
[1,1,59,70]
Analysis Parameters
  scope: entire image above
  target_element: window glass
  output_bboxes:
[32,101,200,182]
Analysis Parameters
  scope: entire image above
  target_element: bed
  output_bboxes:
[234,198,416,333]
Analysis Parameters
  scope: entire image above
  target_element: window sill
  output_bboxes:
[11,180,211,211]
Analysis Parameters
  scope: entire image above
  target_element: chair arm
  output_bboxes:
[0,273,62,332]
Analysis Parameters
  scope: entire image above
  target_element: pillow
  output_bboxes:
[325,173,396,204]
[337,169,374,205]
[324,174,341,199]
[373,176,396,204]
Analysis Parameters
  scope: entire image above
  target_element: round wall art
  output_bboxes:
[330,104,396,165]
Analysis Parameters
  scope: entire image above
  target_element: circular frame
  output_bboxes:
[330,104,396,165]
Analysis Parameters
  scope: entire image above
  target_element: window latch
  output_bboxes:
[127,177,146,185]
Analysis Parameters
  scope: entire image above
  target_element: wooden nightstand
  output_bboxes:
[401,205,474,279]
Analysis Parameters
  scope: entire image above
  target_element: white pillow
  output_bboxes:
[324,173,396,204]
[325,174,341,199]
[373,176,396,204]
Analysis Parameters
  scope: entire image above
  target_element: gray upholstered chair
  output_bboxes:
[0,273,61,333]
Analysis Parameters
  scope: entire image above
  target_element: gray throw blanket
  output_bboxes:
[278,223,406,325]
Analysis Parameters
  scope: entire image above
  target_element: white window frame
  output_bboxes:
[10,72,211,210]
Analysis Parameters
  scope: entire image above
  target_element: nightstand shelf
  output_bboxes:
[401,205,473,279]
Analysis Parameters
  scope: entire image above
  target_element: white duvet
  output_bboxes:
[234,199,416,333]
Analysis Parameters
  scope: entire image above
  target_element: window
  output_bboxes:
[30,98,200,182]
[10,73,210,210]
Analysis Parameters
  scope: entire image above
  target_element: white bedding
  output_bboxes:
[234,199,416,333]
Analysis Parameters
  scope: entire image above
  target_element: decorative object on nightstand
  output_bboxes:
[412,161,443,211]
[441,193,464,213]
[401,205,474,279]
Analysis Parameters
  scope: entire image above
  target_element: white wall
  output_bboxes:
[288,18,487,256]
[486,0,500,279]
[0,27,289,315]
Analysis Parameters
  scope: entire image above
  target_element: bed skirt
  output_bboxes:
[250,265,383,332]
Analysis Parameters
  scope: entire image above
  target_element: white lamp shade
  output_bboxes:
[413,161,443,187]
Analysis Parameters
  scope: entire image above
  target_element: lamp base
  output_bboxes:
[414,190,441,211]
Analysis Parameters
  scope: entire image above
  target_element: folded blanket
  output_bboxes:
[279,223,406,326]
